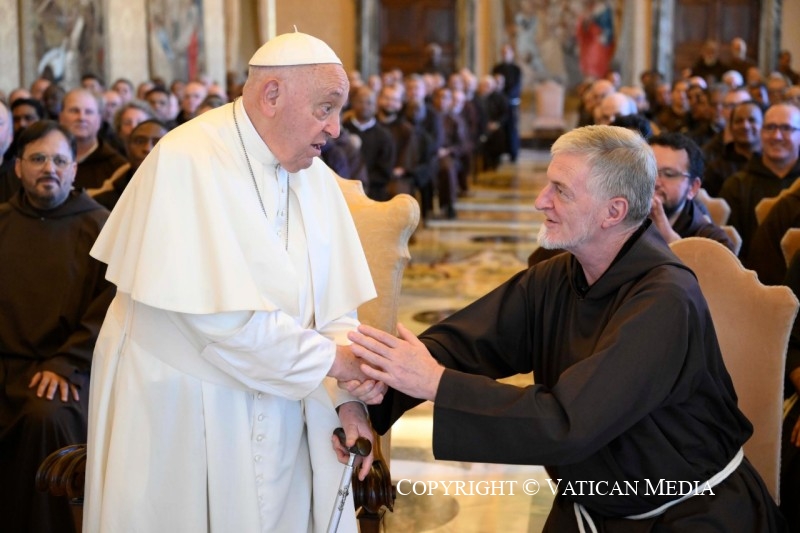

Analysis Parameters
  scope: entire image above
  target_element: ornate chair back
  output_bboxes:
[670,237,799,501]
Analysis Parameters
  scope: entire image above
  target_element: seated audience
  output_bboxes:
[0,120,114,533]
[344,86,395,201]
[376,83,417,197]
[721,103,800,260]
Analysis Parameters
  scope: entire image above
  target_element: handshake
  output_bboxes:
[329,323,446,405]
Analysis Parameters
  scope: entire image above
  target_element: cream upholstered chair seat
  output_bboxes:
[721,225,742,256]
[696,188,731,226]
[531,80,566,146]
[36,175,420,532]
[670,237,799,501]
[755,179,800,225]
[782,228,800,267]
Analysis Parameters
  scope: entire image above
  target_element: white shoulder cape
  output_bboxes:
[91,100,376,325]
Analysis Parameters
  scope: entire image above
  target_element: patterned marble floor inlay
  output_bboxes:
[381,149,556,532]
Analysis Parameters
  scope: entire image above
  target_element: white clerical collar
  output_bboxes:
[349,117,376,131]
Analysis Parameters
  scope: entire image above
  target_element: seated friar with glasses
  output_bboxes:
[720,102,800,261]
[0,119,114,532]
[647,131,736,252]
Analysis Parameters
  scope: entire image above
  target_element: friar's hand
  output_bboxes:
[348,323,444,402]
[649,195,681,244]
[29,370,79,402]
[338,378,388,405]
[332,402,375,480]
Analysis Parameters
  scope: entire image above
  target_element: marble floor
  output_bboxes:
[380,148,557,532]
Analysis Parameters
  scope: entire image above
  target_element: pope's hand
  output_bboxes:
[338,378,387,405]
[332,402,374,480]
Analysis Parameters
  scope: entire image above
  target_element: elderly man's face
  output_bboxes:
[59,91,101,142]
[534,152,605,252]
[15,130,76,210]
[272,64,349,173]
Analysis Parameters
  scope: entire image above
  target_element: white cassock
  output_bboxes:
[83,98,376,532]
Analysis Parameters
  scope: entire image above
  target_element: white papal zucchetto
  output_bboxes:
[249,29,342,67]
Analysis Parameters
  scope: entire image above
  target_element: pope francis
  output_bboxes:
[83,31,383,532]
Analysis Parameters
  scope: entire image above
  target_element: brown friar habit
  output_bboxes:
[0,189,114,533]
[370,221,787,531]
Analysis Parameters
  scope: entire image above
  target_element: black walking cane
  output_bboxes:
[327,427,372,533]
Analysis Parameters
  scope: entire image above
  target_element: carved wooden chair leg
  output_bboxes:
[35,444,87,533]
[352,431,396,533]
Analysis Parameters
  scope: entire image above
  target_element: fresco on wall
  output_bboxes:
[503,0,622,90]
[23,0,105,89]
[148,0,205,84]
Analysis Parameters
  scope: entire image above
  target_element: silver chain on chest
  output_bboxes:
[232,99,290,250]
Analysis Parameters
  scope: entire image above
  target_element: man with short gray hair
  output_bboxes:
[349,125,786,532]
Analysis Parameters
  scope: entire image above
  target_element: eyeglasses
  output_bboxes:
[657,168,691,179]
[22,153,73,169]
[762,123,800,134]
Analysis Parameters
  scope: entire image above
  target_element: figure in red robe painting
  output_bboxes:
[576,0,615,79]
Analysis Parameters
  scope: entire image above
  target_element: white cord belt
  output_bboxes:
[573,447,744,533]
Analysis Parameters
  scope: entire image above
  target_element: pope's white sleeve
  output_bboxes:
[317,312,363,408]
[174,309,348,400]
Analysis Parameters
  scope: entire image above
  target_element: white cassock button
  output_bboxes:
[256,435,264,442]
[257,393,263,400]
[257,414,265,421]
[254,455,262,463]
